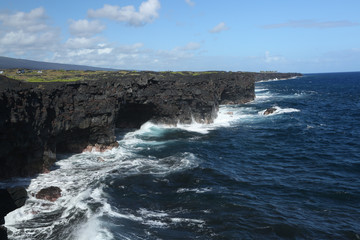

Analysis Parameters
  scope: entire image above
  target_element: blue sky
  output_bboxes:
[0,0,359,73]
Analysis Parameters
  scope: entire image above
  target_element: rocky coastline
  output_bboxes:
[0,70,301,238]
[0,71,302,179]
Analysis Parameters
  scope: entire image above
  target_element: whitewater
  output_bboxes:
[1,72,359,239]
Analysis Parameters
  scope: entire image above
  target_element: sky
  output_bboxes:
[0,0,359,73]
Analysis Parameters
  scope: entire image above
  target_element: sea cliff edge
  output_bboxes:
[0,71,301,179]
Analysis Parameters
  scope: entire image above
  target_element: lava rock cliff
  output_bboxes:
[0,71,299,179]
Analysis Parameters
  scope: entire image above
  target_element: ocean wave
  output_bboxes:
[122,153,199,176]
[255,84,308,105]
[118,102,296,139]
[256,76,299,83]
[176,187,212,194]
[5,134,199,239]
[74,215,114,240]
[258,106,300,116]
[121,107,244,136]
[255,91,307,103]
[255,87,269,93]
[137,208,205,228]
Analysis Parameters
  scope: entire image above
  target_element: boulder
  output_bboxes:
[35,186,61,202]
[264,107,277,115]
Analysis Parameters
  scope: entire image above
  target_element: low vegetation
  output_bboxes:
[0,69,228,82]
[0,69,105,82]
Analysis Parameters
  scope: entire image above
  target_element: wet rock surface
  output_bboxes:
[35,186,62,202]
[264,107,277,115]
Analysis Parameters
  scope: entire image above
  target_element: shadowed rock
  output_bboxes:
[0,187,27,240]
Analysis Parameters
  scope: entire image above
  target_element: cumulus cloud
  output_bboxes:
[50,39,204,70]
[52,42,146,68]
[69,19,106,37]
[0,7,60,56]
[0,7,48,32]
[88,0,161,27]
[262,20,360,29]
[0,6,205,70]
[0,30,58,46]
[185,0,195,7]
[209,22,229,33]
[65,36,104,49]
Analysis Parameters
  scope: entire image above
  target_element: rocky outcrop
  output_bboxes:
[0,71,296,179]
[35,186,61,202]
[263,107,277,115]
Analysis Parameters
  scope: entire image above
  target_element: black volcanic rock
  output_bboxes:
[0,71,296,179]
[264,107,277,115]
[35,186,61,202]
[0,187,27,240]
[0,226,7,240]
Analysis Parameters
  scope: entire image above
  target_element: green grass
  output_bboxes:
[190,71,219,76]
[172,71,187,75]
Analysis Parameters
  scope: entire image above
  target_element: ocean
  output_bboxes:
[1,72,360,239]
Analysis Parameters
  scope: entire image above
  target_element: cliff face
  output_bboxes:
[0,71,255,179]
[0,71,302,179]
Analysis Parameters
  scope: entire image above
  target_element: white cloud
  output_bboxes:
[88,0,161,27]
[185,0,195,7]
[0,6,202,70]
[209,22,229,33]
[0,7,47,31]
[177,42,201,51]
[49,40,204,70]
[65,37,103,49]
[0,30,37,45]
[69,19,105,37]
[98,48,113,55]
[0,7,216,71]
[0,7,60,57]
[264,51,285,63]
[67,49,95,57]
[262,20,360,29]
[52,42,146,68]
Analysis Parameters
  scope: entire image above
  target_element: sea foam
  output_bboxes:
[258,106,300,116]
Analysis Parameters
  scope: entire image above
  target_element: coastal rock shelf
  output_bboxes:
[0,71,300,178]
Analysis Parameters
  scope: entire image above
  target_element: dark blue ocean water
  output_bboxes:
[2,72,360,239]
